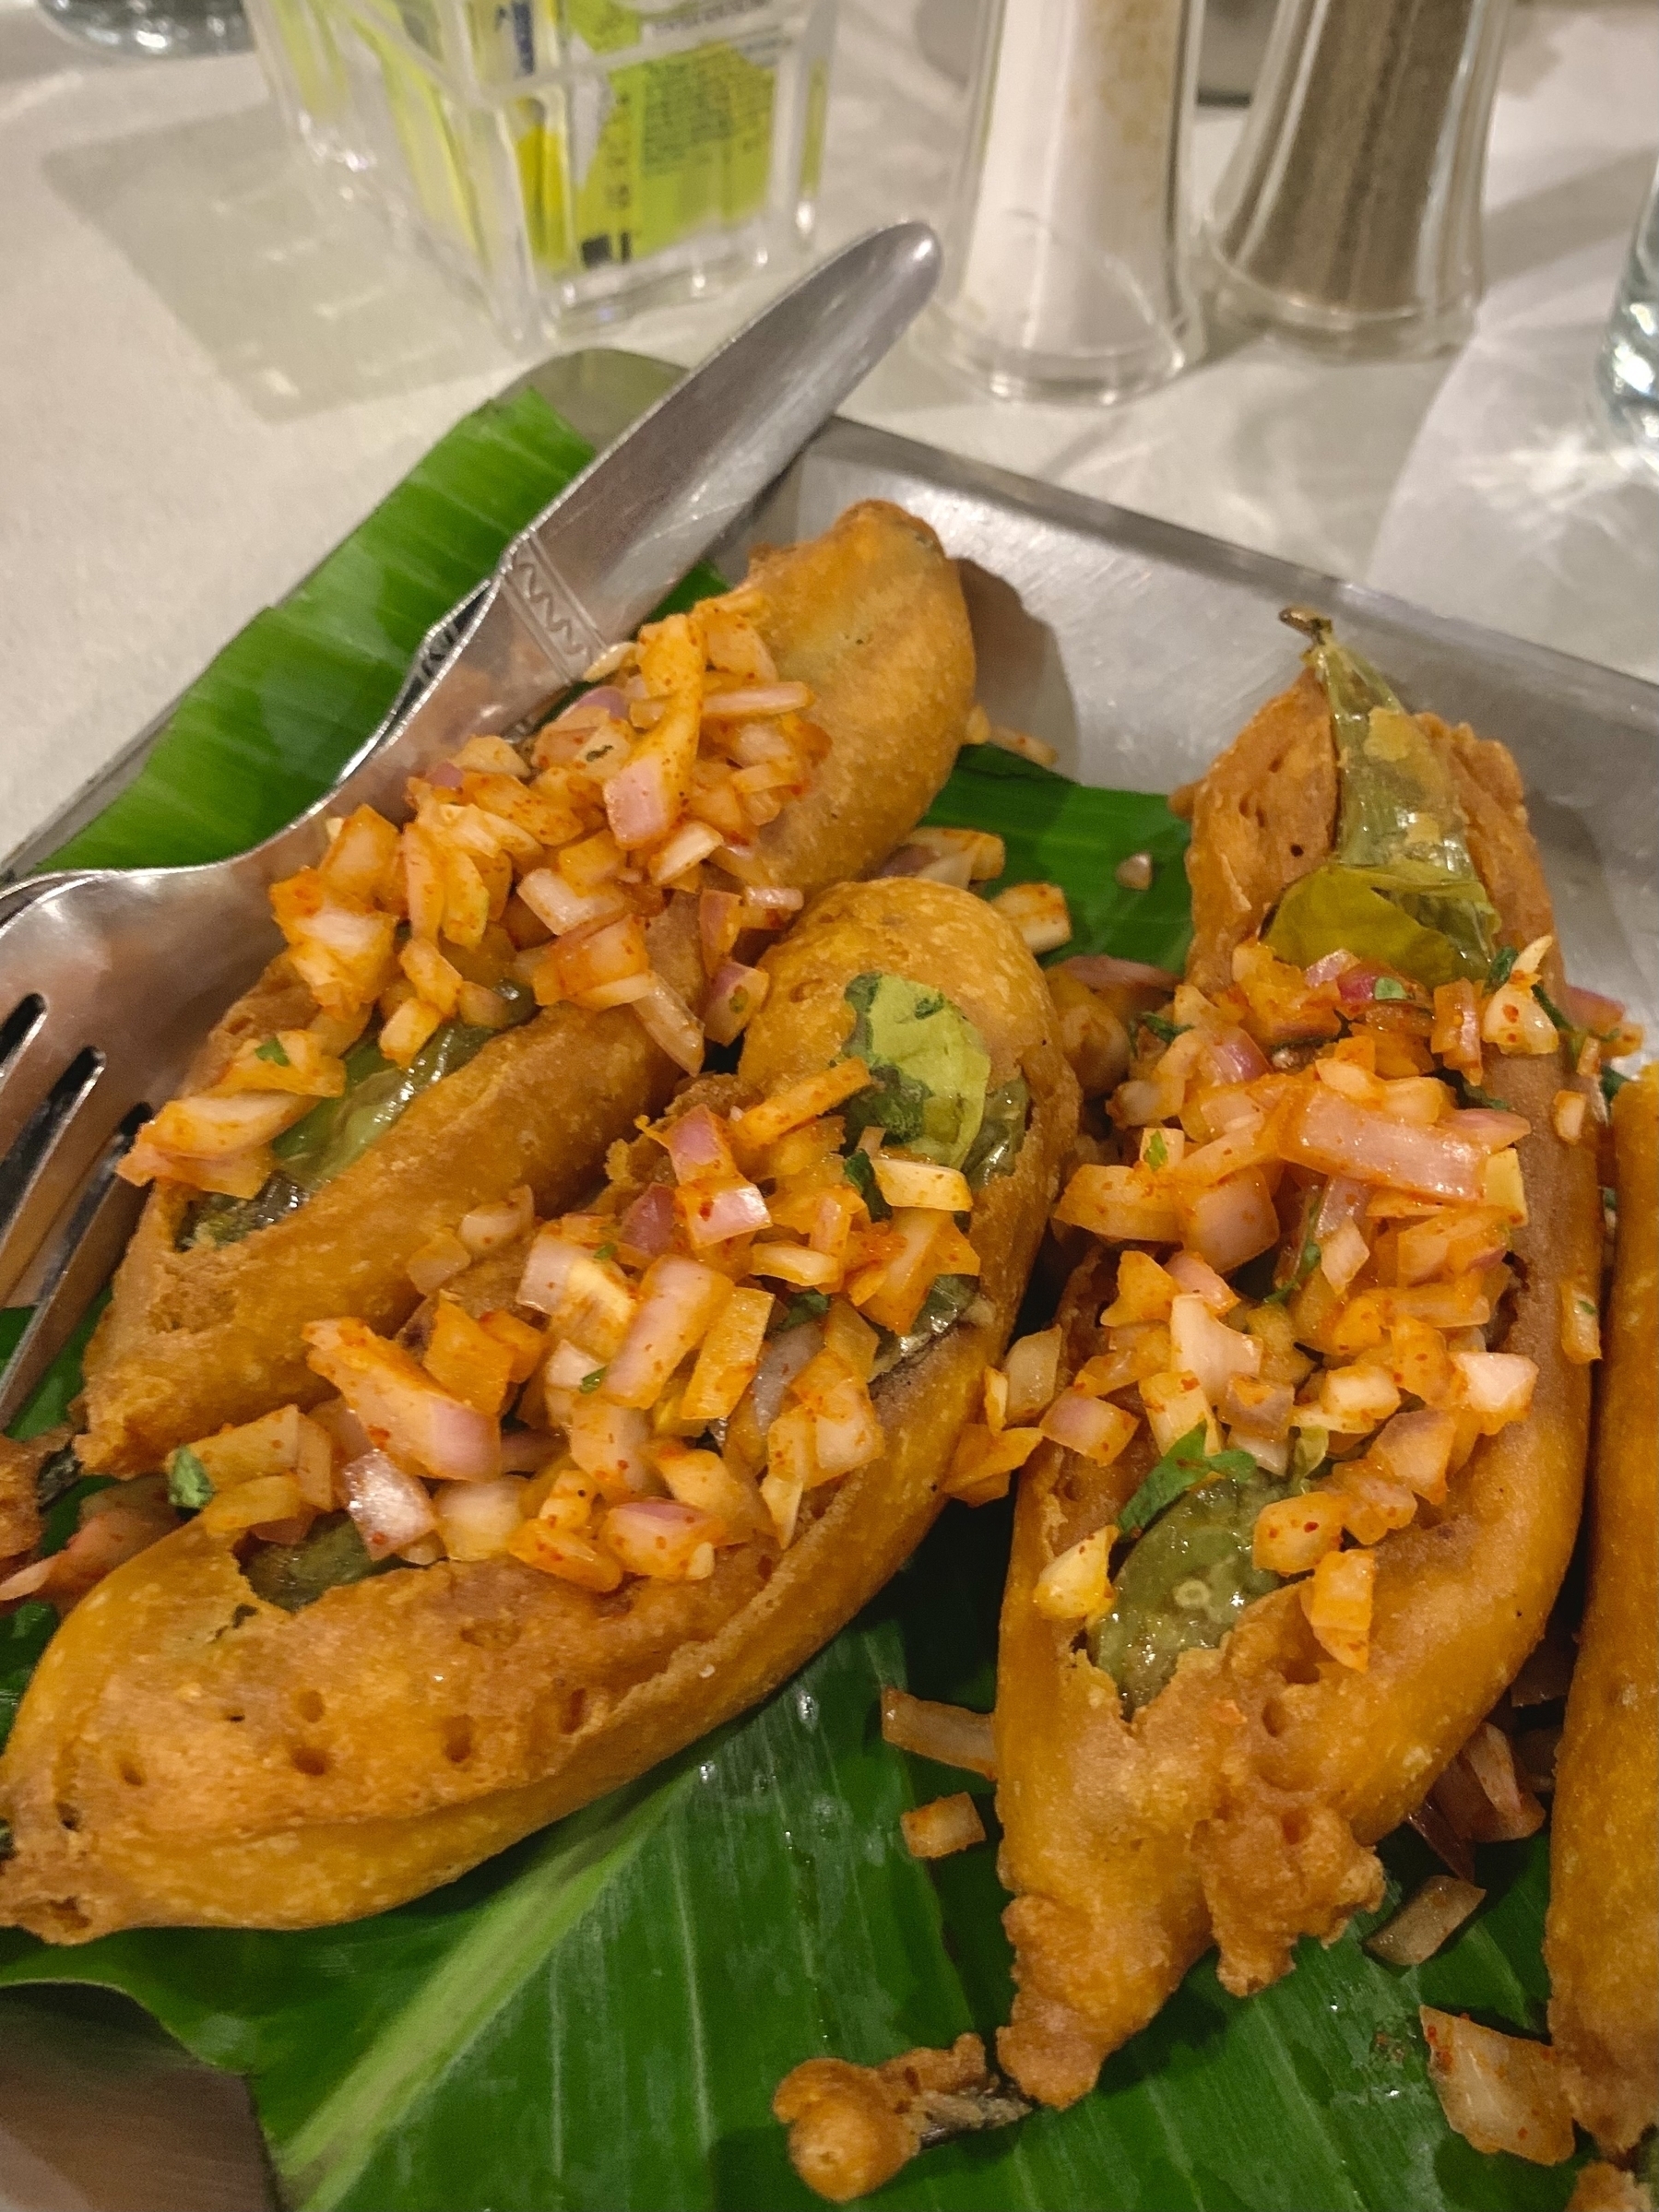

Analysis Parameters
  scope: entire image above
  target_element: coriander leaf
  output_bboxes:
[840,974,992,1169]
[1118,1426,1288,1542]
[776,1290,831,1333]
[578,1366,607,1395]
[255,1035,293,1067]
[1136,1011,1186,1047]
[1487,944,1519,989]
[1450,1069,1510,1110]
[1604,1067,1630,1102]
[1267,1236,1321,1306]
[842,1149,890,1220]
[1371,976,1408,1001]
[166,1447,215,1511]
[1532,985,1574,1035]
[1117,1425,1212,1537]
[1145,1130,1168,1170]
[1205,1449,1259,1482]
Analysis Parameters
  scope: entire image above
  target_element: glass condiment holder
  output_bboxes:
[249,0,837,346]
[1204,0,1511,359]
[920,0,1204,403]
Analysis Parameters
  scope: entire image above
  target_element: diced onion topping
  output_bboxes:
[879,1688,997,1778]
[1365,1876,1485,1967]
[121,590,832,1194]
[1418,2008,1573,2165]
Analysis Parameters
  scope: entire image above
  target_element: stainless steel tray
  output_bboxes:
[3,349,1655,2212]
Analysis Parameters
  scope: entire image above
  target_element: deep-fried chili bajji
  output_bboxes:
[1546,1066,1658,2154]
[81,503,977,1475]
[990,618,1605,2105]
[0,878,1076,1940]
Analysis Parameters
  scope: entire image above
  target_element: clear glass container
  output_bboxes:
[1595,162,1659,479]
[1204,0,1511,359]
[37,0,248,57]
[249,0,837,345]
[921,0,1204,403]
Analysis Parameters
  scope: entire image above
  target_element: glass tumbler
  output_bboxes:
[1595,162,1659,478]
[922,0,1204,402]
[1204,0,1511,358]
[37,0,248,55]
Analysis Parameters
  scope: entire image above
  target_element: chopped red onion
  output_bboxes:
[617,1184,676,1259]
[660,1105,736,1186]
[1060,953,1181,992]
[343,1450,438,1560]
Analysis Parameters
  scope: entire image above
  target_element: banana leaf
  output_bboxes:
[0,389,1584,2210]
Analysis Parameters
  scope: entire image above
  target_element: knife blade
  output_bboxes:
[323,222,941,820]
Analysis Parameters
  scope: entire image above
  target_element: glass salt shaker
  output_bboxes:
[921,0,1205,402]
[1204,0,1511,358]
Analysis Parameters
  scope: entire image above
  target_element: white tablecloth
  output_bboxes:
[0,0,1654,862]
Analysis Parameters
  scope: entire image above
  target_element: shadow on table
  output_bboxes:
[1486,146,1656,290]
[42,100,518,423]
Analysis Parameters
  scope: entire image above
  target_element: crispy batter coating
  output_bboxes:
[0,881,1077,1939]
[80,503,976,1475]
[995,682,1599,2107]
[1546,1068,1659,2154]
[1172,669,1555,998]
[774,2034,1026,2204]
[1570,2165,1655,2212]
[1171,668,1337,997]
[0,1436,43,1566]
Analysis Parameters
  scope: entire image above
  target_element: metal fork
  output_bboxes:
[0,222,943,1427]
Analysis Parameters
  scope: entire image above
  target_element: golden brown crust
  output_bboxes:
[995,693,1598,2106]
[0,1435,45,1565]
[774,2034,1015,2205]
[1173,673,1552,1000]
[80,983,691,1477]
[1546,1068,1659,2155]
[0,881,1077,1939]
[1569,2164,1655,2212]
[1174,668,1337,998]
[79,503,975,1475]
[744,503,976,893]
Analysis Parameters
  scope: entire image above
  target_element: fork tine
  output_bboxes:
[0,997,69,1163]
[0,1108,148,1433]
[0,1056,136,1309]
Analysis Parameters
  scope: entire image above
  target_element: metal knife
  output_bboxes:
[317,220,942,822]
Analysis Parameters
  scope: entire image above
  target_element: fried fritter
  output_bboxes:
[996,681,1599,2105]
[0,880,1076,1939]
[1546,1067,1658,2154]
[80,502,975,1474]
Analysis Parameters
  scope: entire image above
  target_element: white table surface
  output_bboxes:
[0,0,1655,866]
